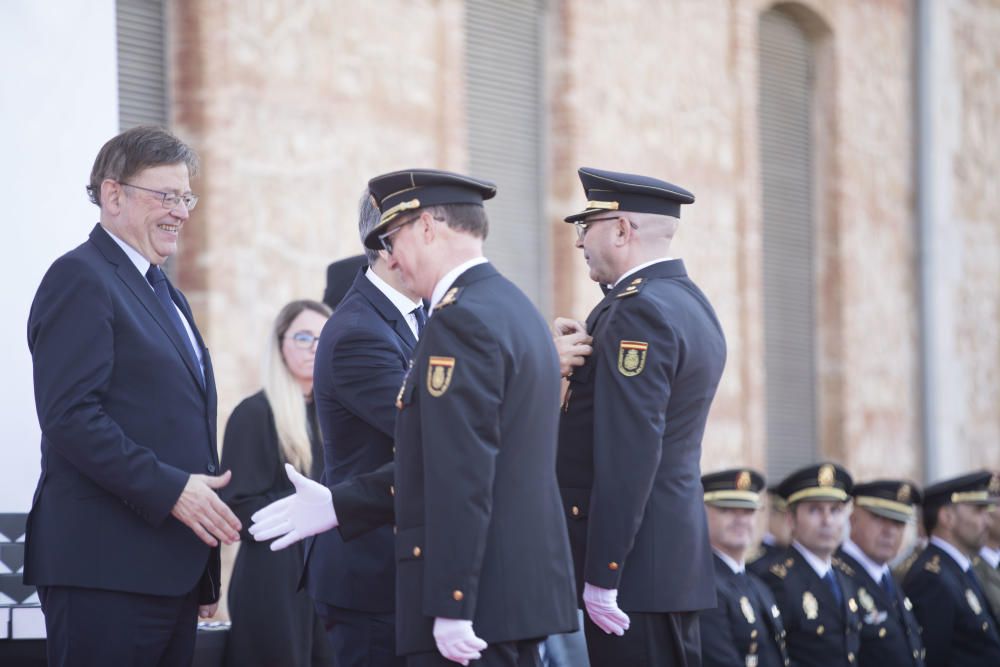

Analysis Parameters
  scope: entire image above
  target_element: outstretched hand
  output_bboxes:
[249,463,338,551]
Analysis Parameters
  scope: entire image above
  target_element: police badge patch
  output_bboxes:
[427,356,455,397]
[802,591,819,620]
[617,340,648,376]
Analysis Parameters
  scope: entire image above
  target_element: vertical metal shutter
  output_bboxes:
[117,0,168,130]
[466,0,548,311]
[758,9,818,482]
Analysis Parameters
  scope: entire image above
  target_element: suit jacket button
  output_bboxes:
[816,625,824,635]
[848,653,854,663]
[571,506,580,516]
[453,590,464,601]
[878,628,886,638]
[608,562,619,571]
[206,463,216,473]
[413,546,421,557]
[390,485,395,496]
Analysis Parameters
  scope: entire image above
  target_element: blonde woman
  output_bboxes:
[221,299,334,667]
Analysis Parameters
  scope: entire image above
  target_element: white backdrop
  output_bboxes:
[0,1,119,511]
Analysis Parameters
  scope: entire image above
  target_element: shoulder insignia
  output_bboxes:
[434,286,463,311]
[769,563,788,579]
[924,555,941,574]
[740,596,756,624]
[617,340,648,376]
[615,277,644,298]
[833,557,855,577]
[893,545,924,580]
[858,587,875,613]
[426,356,455,397]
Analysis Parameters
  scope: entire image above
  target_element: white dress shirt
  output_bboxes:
[365,268,424,338]
[713,549,746,575]
[842,538,892,585]
[930,535,972,572]
[430,257,489,310]
[614,257,677,286]
[793,540,833,579]
[980,545,1000,569]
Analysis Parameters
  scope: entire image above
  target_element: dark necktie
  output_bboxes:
[824,570,844,609]
[879,571,896,598]
[411,305,427,337]
[146,265,204,385]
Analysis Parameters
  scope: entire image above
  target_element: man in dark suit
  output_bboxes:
[836,480,926,667]
[24,126,241,666]
[902,471,1000,666]
[553,167,727,666]
[757,463,863,667]
[972,473,1000,620]
[252,169,578,666]
[700,468,790,667]
[303,190,423,666]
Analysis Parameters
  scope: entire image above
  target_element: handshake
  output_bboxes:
[249,465,490,665]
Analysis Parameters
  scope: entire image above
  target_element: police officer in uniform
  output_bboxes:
[749,488,792,569]
[700,468,790,667]
[836,480,925,667]
[554,167,727,666]
[757,463,863,667]
[902,471,1000,667]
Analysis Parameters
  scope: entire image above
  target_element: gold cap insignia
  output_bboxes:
[740,596,756,624]
[897,484,912,503]
[989,473,1000,495]
[737,471,752,491]
[966,589,983,615]
[803,591,819,620]
[426,356,455,397]
[618,340,648,377]
[818,464,836,488]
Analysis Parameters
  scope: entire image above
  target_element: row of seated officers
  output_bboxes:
[700,464,1000,667]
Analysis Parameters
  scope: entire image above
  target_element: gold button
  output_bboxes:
[608,562,619,571]
[392,446,396,454]
[816,625,825,635]
[749,641,757,653]
[453,590,464,601]
[848,598,858,613]
[750,629,758,639]
[878,628,887,638]
[412,546,421,557]
[984,622,990,632]
[390,485,395,496]
[571,506,580,516]
[393,525,397,534]
[913,650,919,658]
[848,653,855,663]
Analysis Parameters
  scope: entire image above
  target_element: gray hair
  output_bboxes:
[357,188,382,265]
[87,126,199,206]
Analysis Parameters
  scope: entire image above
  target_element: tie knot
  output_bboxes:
[146,264,166,285]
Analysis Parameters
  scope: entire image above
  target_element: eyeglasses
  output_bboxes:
[574,216,637,241]
[286,331,320,350]
[377,215,445,255]
[121,182,200,211]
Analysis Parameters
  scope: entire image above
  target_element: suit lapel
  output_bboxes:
[352,268,417,351]
[90,225,207,393]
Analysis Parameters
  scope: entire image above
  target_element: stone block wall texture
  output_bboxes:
[167,0,999,616]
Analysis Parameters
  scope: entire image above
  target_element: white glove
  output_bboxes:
[248,463,338,551]
[433,617,488,665]
[583,582,630,636]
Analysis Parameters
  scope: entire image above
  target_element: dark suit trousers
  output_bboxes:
[405,640,542,667]
[316,602,404,667]
[584,610,701,667]
[39,584,199,667]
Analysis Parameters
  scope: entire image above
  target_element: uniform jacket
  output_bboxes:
[701,554,790,667]
[758,547,863,667]
[304,269,416,613]
[835,549,925,667]
[972,554,1000,621]
[393,262,578,654]
[557,259,726,611]
[902,542,1000,667]
[24,224,219,602]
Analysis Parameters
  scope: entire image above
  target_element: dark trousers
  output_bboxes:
[38,584,199,667]
[317,602,404,667]
[584,610,701,667]
[406,639,542,667]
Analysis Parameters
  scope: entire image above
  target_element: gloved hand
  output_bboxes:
[583,582,630,636]
[249,463,338,551]
[433,617,488,665]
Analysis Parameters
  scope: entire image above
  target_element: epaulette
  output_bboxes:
[923,555,941,574]
[615,277,645,299]
[892,544,925,580]
[833,557,855,577]
[434,286,463,311]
